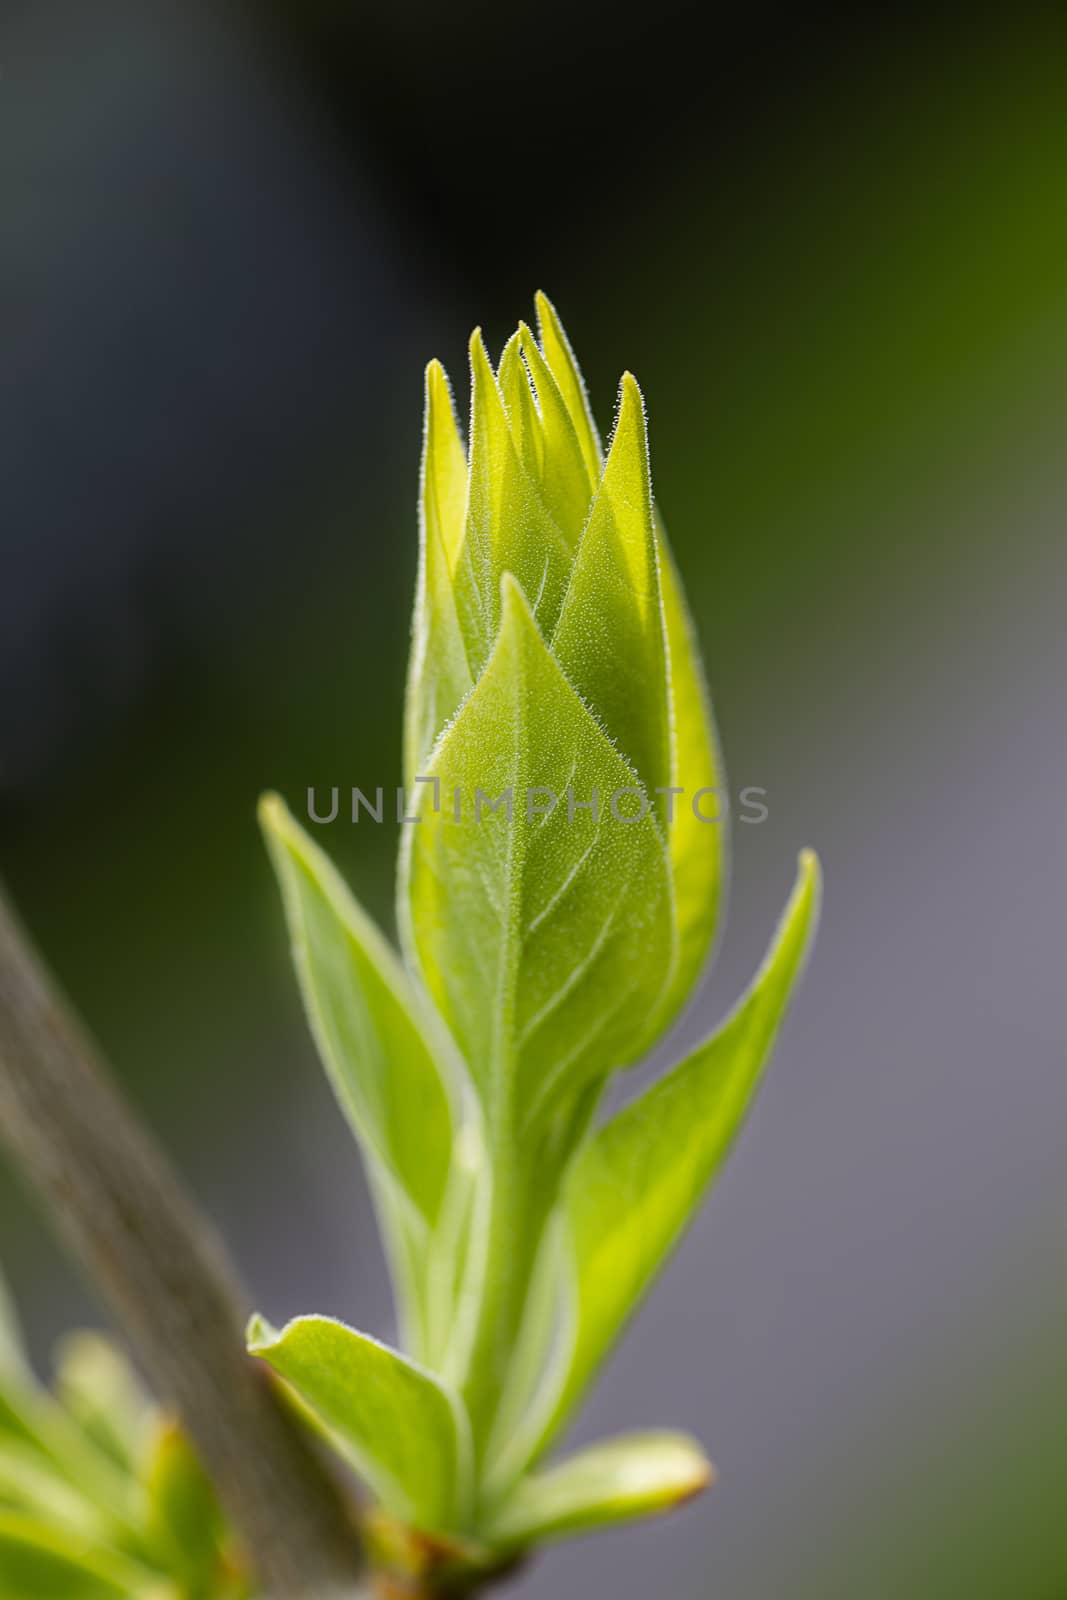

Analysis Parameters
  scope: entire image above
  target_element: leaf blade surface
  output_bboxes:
[248,1315,470,1532]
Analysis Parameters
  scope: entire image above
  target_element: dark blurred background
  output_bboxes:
[2,6,1066,1596]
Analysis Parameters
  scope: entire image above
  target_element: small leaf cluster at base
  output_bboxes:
[0,1287,246,1600]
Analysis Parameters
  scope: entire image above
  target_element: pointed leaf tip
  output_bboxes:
[614,371,647,436]
[549,356,666,816]
[799,845,821,886]
[532,292,603,479]
[513,321,596,537]
[468,327,498,400]
[407,350,472,780]
[245,1313,277,1354]
[498,568,529,617]
[425,358,455,414]
[257,790,285,833]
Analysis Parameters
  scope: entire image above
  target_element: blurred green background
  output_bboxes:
[2,8,1065,1597]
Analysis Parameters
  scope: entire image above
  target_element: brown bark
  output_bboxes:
[0,885,363,1596]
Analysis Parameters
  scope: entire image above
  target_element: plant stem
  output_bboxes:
[0,883,362,1595]
[458,1077,604,1477]
[458,1122,528,1455]
[457,1123,562,1477]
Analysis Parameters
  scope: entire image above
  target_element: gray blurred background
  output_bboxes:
[2,5,1065,1596]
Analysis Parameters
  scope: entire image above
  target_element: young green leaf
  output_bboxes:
[497,334,543,487]
[533,292,603,483]
[527,850,821,1460]
[484,1432,712,1549]
[260,794,455,1232]
[259,296,822,1566]
[401,574,676,1131]
[452,333,574,670]
[515,324,595,544]
[551,373,671,815]
[404,359,474,785]
[247,1315,472,1534]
